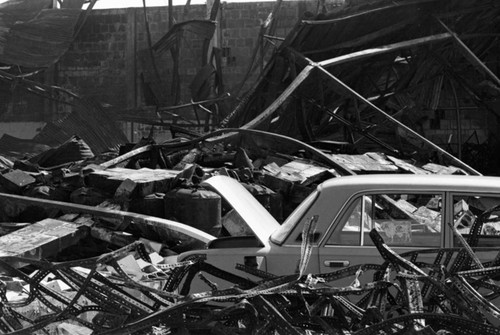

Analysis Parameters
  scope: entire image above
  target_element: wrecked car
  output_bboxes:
[177,173,500,291]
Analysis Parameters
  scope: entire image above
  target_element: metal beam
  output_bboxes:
[318,33,452,68]
[241,64,315,130]
[314,65,481,175]
[436,18,500,88]
[0,193,215,244]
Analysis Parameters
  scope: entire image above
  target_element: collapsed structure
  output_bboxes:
[1,0,500,334]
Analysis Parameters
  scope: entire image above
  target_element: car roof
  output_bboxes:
[317,174,500,193]
[270,174,500,245]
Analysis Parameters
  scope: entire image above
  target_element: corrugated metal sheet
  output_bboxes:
[0,0,84,68]
[223,0,500,174]
[0,133,51,160]
[34,99,128,154]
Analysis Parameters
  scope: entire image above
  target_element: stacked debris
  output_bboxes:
[0,127,466,241]
[0,121,493,335]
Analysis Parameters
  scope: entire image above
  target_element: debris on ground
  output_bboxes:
[1,0,500,333]
[1,222,500,334]
[0,126,484,334]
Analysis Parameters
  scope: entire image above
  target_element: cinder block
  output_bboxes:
[0,170,36,194]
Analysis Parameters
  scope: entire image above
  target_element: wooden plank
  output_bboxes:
[0,218,87,267]
[99,144,153,169]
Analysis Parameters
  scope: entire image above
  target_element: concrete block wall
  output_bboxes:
[54,2,313,141]
[57,2,304,107]
[0,72,47,123]
[57,9,131,113]
[0,0,344,140]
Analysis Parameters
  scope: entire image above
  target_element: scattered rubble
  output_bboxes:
[1,0,500,333]
[1,219,500,334]
[0,126,486,334]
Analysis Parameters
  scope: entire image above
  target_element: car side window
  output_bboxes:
[327,193,442,247]
[452,194,500,246]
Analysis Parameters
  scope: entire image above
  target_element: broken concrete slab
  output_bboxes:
[0,218,88,267]
[0,169,36,194]
[86,167,178,197]
[0,221,30,236]
[279,159,334,186]
[329,153,400,173]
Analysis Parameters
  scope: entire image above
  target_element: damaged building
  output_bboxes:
[1,0,500,334]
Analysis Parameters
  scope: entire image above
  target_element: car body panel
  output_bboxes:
[201,175,280,247]
[179,174,500,291]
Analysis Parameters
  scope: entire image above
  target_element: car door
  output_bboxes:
[318,190,445,283]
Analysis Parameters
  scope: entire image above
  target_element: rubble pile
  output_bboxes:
[1,0,500,333]
[0,126,484,334]
[0,129,466,245]
[1,221,500,334]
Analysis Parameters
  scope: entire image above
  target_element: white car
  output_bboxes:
[177,174,500,290]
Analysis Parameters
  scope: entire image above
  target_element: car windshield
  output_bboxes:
[270,189,319,245]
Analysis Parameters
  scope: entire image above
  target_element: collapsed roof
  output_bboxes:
[222,0,500,175]
[0,0,96,69]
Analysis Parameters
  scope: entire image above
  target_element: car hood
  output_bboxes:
[202,175,281,246]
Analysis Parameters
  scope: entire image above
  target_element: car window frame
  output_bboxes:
[321,190,446,249]
[270,189,319,246]
[449,191,500,247]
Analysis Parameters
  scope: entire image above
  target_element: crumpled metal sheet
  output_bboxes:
[33,99,129,154]
[2,212,500,334]
[0,0,84,68]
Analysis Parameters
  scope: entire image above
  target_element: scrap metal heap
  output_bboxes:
[1,214,500,334]
[220,0,500,175]
[0,131,493,335]
[1,0,500,333]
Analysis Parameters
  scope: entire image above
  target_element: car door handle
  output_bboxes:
[324,260,350,268]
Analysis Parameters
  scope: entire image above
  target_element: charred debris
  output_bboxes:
[1,0,500,334]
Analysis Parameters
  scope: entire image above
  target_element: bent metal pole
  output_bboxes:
[315,64,481,175]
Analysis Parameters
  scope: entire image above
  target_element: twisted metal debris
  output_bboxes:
[2,214,500,334]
